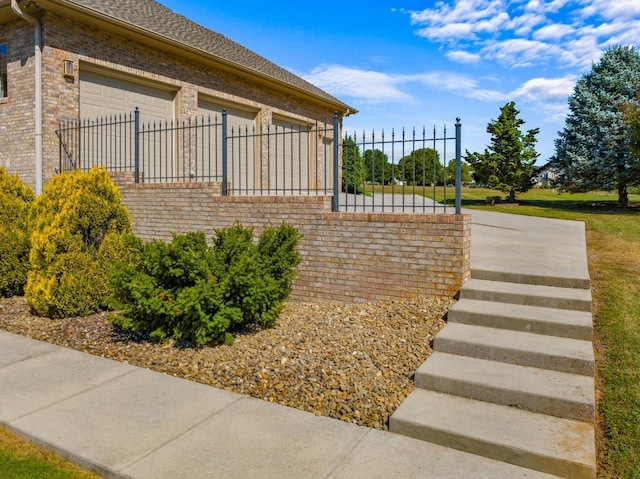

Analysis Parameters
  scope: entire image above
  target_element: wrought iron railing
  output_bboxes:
[56,110,462,213]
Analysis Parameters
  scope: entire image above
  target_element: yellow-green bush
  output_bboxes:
[26,167,131,318]
[0,168,35,297]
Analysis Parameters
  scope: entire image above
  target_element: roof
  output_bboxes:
[1,0,356,114]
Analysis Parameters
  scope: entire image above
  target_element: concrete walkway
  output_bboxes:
[0,210,593,478]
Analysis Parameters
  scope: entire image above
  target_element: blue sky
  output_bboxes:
[156,0,640,165]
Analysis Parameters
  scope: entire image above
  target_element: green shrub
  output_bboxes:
[26,167,131,318]
[109,223,302,346]
[0,168,35,297]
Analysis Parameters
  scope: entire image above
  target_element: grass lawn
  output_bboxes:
[451,187,640,478]
[0,427,100,479]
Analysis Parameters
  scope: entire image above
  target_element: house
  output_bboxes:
[535,168,558,188]
[0,0,355,194]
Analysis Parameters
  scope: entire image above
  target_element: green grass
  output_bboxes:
[454,187,640,478]
[0,428,100,479]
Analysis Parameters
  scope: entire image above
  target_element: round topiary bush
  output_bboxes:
[0,168,35,297]
[26,167,131,318]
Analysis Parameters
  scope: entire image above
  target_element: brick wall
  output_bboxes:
[0,19,37,183]
[1,11,339,191]
[114,178,471,303]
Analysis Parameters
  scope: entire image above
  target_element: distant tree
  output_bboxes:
[465,101,539,201]
[341,136,365,194]
[397,148,443,185]
[364,149,392,184]
[445,159,472,185]
[548,45,640,208]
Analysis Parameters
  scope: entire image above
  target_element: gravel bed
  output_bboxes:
[0,296,450,430]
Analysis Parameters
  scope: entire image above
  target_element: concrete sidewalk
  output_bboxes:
[468,209,590,288]
[0,210,589,478]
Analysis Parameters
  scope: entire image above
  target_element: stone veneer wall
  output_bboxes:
[113,176,471,303]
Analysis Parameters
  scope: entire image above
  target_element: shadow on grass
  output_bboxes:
[449,197,640,215]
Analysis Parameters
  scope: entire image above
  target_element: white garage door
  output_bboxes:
[197,99,257,188]
[80,71,175,123]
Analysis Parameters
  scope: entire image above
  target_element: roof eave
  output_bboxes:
[36,0,356,116]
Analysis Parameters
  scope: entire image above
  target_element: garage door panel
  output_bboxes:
[80,71,175,123]
[270,119,310,192]
[197,100,257,186]
[107,88,126,102]
[79,70,176,181]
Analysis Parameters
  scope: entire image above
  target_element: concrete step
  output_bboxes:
[415,352,595,422]
[434,323,594,375]
[448,299,593,341]
[460,279,592,312]
[470,267,591,290]
[389,389,595,479]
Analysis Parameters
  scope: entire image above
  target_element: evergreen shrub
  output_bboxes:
[0,168,35,297]
[109,222,302,346]
[26,167,131,318]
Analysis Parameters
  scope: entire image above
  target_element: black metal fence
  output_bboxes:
[56,110,461,213]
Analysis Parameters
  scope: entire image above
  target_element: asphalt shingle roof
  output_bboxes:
[66,0,350,109]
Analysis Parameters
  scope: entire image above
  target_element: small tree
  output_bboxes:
[26,167,131,318]
[364,149,392,185]
[549,46,640,207]
[342,136,365,194]
[397,148,443,185]
[465,101,539,201]
[445,159,472,185]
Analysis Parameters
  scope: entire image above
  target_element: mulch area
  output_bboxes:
[0,295,450,430]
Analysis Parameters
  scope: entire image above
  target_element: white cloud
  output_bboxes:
[446,50,482,63]
[580,0,640,21]
[481,38,562,67]
[415,22,477,42]
[410,0,507,43]
[301,65,413,104]
[511,13,546,36]
[411,0,504,26]
[537,102,570,122]
[301,65,505,104]
[533,23,575,40]
[512,75,577,102]
[408,0,640,70]
[525,0,572,14]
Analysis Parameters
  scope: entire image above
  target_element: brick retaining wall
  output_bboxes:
[114,178,471,303]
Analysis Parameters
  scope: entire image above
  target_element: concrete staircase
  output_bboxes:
[390,275,596,478]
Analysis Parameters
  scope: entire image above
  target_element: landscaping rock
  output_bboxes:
[0,296,449,430]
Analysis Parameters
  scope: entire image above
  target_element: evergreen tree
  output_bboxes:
[548,45,640,207]
[341,136,365,194]
[465,101,539,201]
